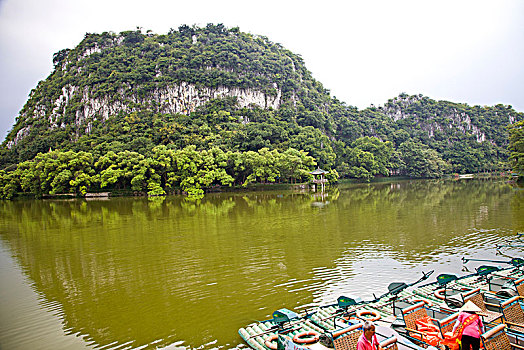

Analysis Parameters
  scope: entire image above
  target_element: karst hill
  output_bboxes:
[0,24,522,198]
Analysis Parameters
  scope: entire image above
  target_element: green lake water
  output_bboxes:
[1,179,523,349]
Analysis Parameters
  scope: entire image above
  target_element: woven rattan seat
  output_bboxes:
[401,301,441,348]
[463,292,502,323]
[403,306,431,331]
[481,324,512,350]
[331,324,398,350]
[501,296,524,334]
[333,329,361,350]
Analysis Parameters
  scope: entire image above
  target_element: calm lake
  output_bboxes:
[1,179,523,350]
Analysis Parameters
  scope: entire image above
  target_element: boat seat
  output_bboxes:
[501,296,524,334]
[332,324,362,350]
[480,324,524,350]
[436,312,460,336]
[330,323,398,350]
[402,302,433,331]
[514,278,524,297]
[463,291,503,323]
[401,302,442,347]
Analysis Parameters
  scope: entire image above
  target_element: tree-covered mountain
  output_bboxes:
[0,24,522,198]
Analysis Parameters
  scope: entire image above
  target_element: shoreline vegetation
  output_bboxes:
[0,144,515,201]
[1,131,521,200]
[0,146,333,200]
[4,171,517,201]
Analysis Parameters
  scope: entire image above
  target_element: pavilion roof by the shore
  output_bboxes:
[309,168,328,175]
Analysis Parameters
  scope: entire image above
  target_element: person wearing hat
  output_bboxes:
[452,301,485,350]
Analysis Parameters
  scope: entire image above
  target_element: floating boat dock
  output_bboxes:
[239,253,524,350]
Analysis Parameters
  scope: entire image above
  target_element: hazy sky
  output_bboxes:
[1,0,523,141]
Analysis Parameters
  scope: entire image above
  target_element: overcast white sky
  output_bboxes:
[1,0,523,141]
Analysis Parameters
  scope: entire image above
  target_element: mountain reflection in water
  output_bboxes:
[0,179,523,349]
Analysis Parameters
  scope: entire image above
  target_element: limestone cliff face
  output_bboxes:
[6,126,31,149]
[381,95,514,145]
[7,82,281,149]
[72,82,281,124]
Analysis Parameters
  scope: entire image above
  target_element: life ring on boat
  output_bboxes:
[264,334,278,350]
[412,298,433,307]
[356,310,381,321]
[293,331,320,344]
[434,289,448,300]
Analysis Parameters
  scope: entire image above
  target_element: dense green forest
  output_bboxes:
[509,120,524,176]
[1,24,523,198]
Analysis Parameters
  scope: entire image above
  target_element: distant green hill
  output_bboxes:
[0,24,522,198]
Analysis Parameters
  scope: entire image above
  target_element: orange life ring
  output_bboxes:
[293,331,320,344]
[356,310,381,321]
[412,298,433,307]
[434,289,448,300]
[264,334,278,350]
